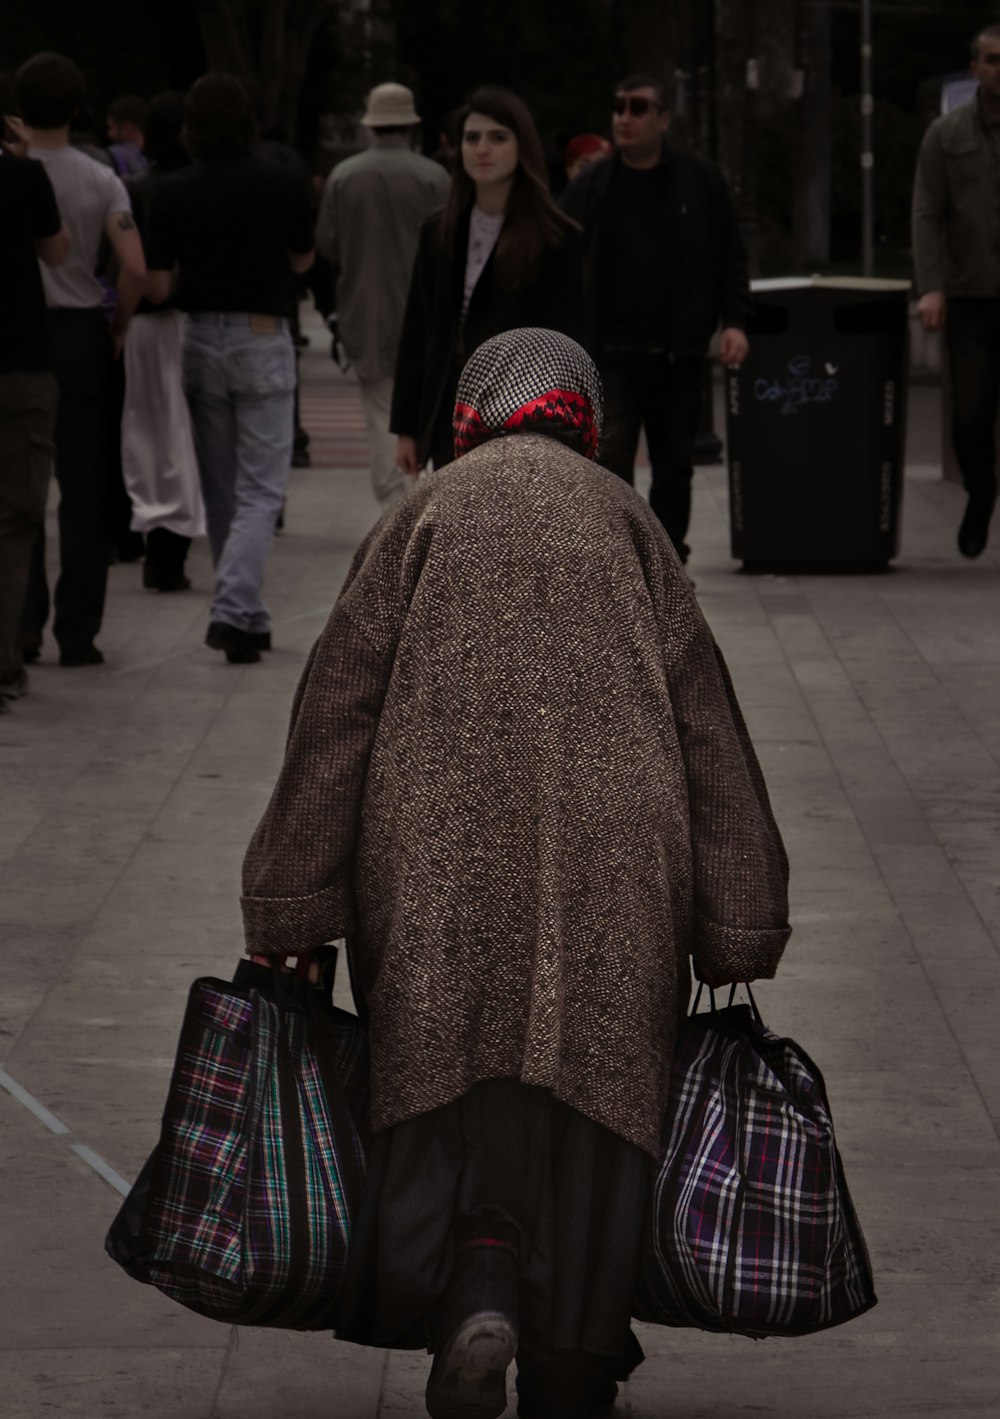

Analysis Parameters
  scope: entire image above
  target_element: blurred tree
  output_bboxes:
[792,0,832,269]
[194,0,344,139]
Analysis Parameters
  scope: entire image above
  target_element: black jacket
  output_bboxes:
[561,144,751,359]
[390,207,585,465]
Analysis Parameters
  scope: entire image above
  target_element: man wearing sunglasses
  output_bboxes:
[563,74,750,565]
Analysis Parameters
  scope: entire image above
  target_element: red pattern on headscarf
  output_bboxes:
[454,389,598,460]
[502,389,599,458]
[453,402,491,458]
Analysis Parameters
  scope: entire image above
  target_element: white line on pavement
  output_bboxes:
[0,1066,130,1197]
[70,1142,130,1197]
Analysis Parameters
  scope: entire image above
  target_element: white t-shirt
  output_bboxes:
[462,206,504,320]
[27,144,131,309]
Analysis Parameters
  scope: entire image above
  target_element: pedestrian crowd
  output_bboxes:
[0,55,752,715]
[2,28,994,1418]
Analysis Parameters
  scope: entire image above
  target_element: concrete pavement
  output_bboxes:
[1,317,998,1416]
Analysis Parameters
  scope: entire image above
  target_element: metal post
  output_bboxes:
[860,0,874,276]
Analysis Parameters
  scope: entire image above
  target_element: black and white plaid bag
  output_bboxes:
[635,988,876,1338]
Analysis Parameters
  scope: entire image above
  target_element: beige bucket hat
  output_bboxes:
[361,82,420,127]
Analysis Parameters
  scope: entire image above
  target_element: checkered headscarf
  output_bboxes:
[453,328,604,461]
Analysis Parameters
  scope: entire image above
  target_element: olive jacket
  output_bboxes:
[241,434,791,1157]
[912,96,1000,298]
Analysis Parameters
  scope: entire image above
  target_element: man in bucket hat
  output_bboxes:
[317,83,448,505]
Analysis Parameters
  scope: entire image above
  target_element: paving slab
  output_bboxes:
[1,322,997,1414]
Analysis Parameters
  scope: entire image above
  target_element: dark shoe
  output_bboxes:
[144,561,192,592]
[0,696,10,715]
[205,621,261,664]
[426,1238,519,1419]
[0,669,29,700]
[291,446,311,468]
[206,621,270,652]
[958,496,994,558]
[58,645,104,667]
[22,637,41,665]
[113,531,145,564]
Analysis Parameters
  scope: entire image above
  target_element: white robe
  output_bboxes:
[121,311,205,538]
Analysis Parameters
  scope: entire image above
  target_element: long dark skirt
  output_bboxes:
[336,1078,650,1380]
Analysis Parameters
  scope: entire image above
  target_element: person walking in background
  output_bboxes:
[14,51,146,669]
[391,85,585,476]
[913,21,1000,559]
[0,124,70,710]
[121,91,204,594]
[106,94,148,178]
[563,133,612,185]
[242,327,791,1419]
[316,83,449,506]
[145,73,314,665]
[562,74,750,566]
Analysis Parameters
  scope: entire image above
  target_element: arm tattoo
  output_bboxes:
[117,212,137,232]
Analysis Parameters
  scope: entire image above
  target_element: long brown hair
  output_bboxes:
[438,86,579,290]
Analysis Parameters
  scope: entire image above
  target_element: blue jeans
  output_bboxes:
[184,314,295,633]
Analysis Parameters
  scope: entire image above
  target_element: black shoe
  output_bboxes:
[426,1237,519,1419]
[958,496,994,558]
[205,621,261,664]
[0,669,29,700]
[22,637,41,664]
[291,446,311,468]
[113,531,145,564]
[144,561,192,592]
[59,645,104,667]
[206,621,270,652]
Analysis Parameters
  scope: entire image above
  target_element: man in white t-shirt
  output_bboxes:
[13,52,146,667]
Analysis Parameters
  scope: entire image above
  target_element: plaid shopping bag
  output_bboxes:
[105,958,369,1329]
[635,989,876,1338]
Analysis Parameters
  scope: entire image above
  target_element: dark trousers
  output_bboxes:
[946,297,1000,512]
[0,372,58,679]
[598,350,704,562]
[23,310,113,654]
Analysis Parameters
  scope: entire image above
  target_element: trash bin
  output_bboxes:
[725,277,911,568]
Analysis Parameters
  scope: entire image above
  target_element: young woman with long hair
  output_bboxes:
[391,85,585,475]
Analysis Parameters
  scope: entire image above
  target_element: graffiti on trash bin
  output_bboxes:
[753,355,838,415]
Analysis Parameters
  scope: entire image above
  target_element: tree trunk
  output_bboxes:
[715,0,758,271]
[621,0,692,113]
[792,0,832,270]
[196,0,254,78]
[196,0,334,137]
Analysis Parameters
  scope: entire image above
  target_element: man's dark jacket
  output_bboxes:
[561,143,752,358]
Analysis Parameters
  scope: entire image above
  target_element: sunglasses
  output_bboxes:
[612,95,663,117]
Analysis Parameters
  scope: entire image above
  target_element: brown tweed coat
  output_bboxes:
[241,434,790,1157]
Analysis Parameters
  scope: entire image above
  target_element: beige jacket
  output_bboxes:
[241,435,791,1156]
[316,145,449,383]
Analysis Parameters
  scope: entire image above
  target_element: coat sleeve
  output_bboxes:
[912,122,948,296]
[541,227,587,347]
[315,171,339,267]
[390,220,433,439]
[241,522,397,953]
[666,615,791,982]
[713,167,752,333]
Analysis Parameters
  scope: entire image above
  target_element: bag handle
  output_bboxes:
[692,980,763,1024]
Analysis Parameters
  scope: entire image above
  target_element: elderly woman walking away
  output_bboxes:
[391,86,585,477]
[241,329,791,1419]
